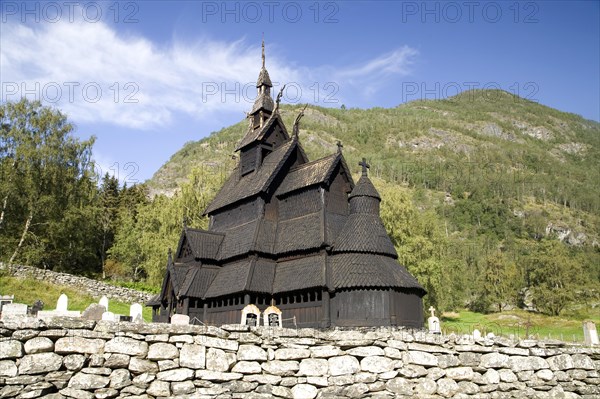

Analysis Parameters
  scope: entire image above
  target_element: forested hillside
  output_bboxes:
[146,89,600,314]
[2,92,599,316]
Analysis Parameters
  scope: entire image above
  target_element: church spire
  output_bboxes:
[251,39,274,123]
[262,36,265,68]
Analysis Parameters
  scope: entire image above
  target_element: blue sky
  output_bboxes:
[1,1,598,183]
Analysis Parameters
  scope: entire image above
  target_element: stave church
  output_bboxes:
[148,42,426,328]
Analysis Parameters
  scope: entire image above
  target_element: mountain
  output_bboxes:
[137,89,600,311]
[149,90,599,244]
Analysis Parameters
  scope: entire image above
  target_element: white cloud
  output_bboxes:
[337,46,418,79]
[1,18,417,129]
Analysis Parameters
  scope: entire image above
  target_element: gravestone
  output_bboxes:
[246,313,258,326]
[30,300,44,316]
[171,314,190,325]
[428,306,441,334]
[583,321,599,346]
[99,296,109,310]
[102,311,116,321]
[263,305,282,327]
[0,294,14,311]
[0,303,28,319]
[130,303,143,323]
[472,329,482,340]
[82,303,106,321]
[241,304,261,326]
[268,313,280,327]
[56,294,68,312]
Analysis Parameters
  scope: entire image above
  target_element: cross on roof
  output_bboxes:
[359,158,370,176]
[336,141,343,153]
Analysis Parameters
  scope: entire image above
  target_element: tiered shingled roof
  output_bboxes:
[204,138,297,214]
[275,153,345,196]
[154,42,425,307]
[329,254,422,290]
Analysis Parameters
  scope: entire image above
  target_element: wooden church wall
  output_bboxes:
[331,288,392,327]
[326,167,350,215]
[264,196,278,221]
[204,295,246,326]
[391,289,424,328]
[274,289,323,328]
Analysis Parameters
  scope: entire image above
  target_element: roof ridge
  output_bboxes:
[186,228,225,236]
[288,152,337,171]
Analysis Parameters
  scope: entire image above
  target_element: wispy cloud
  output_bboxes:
[1,18,418,129]
[337,46,418,79]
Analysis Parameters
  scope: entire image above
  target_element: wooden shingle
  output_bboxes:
[273,255,325,293]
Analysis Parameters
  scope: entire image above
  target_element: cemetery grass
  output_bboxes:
[442,308,600,343]
[0,276,152,322]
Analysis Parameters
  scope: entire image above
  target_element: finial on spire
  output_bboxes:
[336,140,343,154]
[183,215,188,229]
[261,35,265,68]
[167,248,173,263]
[359,158,370,177]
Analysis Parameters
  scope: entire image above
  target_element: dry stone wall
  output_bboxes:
[1,264,152,304]
[0,316,599,399]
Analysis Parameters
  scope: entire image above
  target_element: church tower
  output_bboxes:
[234,40,290,176]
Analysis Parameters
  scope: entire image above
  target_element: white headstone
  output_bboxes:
[101,311,115,321]
[56,294,68,312]
[583,321,599,346]
[486,332,495,339]
[473,329,482,339]
[99,296,109,310]
[0,303,28,319]
[241,304,260,327]
[427,306,441,334]
[171,314,190,325]
[130,303,143,323]
[263,305,283,327]
[0,294,14,311]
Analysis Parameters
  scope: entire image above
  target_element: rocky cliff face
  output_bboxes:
[1,316,599,398]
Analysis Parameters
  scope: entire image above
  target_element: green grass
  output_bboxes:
[441,308,600,342]
[0,275,152,322]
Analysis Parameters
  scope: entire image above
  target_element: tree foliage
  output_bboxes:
[0,99,98,273]
[524,240,585,316]
[472,251,521,313]
[1,97,597,319]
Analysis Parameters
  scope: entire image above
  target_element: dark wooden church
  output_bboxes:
[148,43,426,328]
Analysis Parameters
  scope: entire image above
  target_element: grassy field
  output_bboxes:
[442,308,600,343]
[0,275,152,322]
[2,274,598,340]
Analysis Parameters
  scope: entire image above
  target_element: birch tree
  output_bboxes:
[0,99,96,271]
